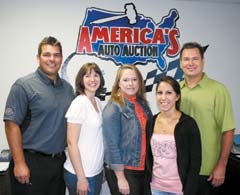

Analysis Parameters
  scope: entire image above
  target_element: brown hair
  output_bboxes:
[37,36,62,56]
[180,41,204,60]
[75,62,105,96]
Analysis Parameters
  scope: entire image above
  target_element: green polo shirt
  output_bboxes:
[180,73,235,175]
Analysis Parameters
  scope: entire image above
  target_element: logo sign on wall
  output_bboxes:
[61,3,187,98]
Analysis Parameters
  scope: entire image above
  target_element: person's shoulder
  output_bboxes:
[103,100,122,116]
[68,95,88,109]
[204,74,225,86]
[180,112,196,122]
[202,74,228,90]
[180,112,189,119]
[103,99,122,111]
[14,71,36,85]
[105,99,119,106]
[60,78,73,88]
[179,112,200,131]
[72,94,86,102]
[59,78,74,96]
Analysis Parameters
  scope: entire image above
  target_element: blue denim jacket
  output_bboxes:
[102,98,153,171]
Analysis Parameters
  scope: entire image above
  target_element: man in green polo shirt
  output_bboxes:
[179,42,235,195]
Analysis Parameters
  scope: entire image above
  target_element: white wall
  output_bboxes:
[1,0,239,159]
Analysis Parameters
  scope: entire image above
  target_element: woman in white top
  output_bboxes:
[64,62,105,195]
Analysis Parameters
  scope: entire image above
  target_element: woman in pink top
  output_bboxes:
[146,76,201,195]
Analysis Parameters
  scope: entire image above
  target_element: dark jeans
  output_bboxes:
[0,169,11,195]
[9,150,66,195]
[196,175,220,195]
[216,153,240,195]
[104,166,150,195]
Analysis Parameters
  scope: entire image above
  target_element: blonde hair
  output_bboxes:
[110,65,147,106]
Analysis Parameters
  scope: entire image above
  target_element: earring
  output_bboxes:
[117,89,121,96]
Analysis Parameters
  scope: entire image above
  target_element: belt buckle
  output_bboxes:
[50,152,63,158]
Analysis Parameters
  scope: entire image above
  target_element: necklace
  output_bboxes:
[154,112,181,134]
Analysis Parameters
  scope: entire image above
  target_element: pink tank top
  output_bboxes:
[150,133,183,194]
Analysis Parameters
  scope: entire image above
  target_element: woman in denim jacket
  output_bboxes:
[103,65,153,195]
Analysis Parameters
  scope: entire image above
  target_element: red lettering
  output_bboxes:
[110,27,119,42]
[140,29,151,44]
[152,29,165,44]
[77,26,92,53]
[120,28,133,43]
[133,28,139,43]
[167,29,180,56]
[77,25,180,56]
[91,27,109,42]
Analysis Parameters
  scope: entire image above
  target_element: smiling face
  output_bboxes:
[118,68,139,97]
[180,48,204,80]
[156,81,180,113]
[37,44,62,81]
[83,69,101,95]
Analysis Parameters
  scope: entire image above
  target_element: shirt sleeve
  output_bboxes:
[3,81,28,124]
[214,84,235,132]
[65,95,86,124]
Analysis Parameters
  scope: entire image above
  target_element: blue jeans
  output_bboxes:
[151,189,182,195]
[64,169,103,195]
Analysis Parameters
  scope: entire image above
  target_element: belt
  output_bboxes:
[24,149,64,158]
[230,152,240,161]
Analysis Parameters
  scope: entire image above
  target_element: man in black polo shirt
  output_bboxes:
[3,36,75,195]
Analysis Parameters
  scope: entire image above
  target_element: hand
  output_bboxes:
[77,178,90,195]
[208,163,226,187]
[14,162,31,185]
[117,177,130,195]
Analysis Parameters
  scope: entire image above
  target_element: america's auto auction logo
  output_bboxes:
[76,3,180,70]
[61,3,186,96]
